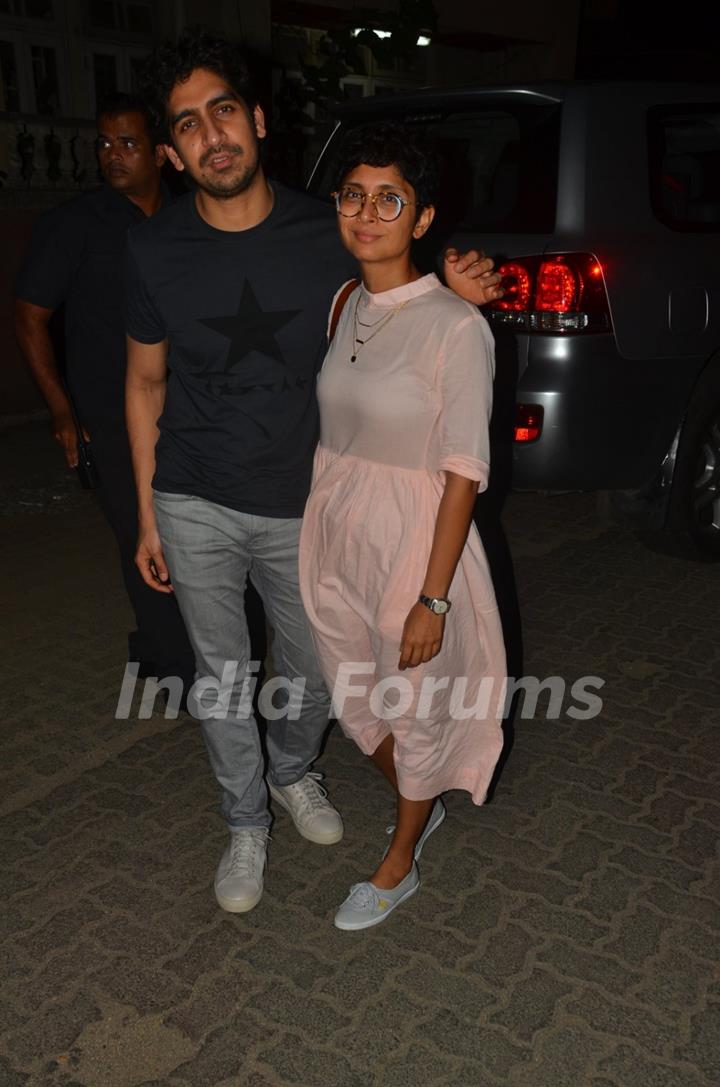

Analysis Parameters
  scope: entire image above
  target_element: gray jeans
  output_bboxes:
[153,491,331,829]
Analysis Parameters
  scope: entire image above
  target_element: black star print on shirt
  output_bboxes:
[197,281,301,375]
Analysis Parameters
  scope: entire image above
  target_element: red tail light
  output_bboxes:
[514,404,543,442]
[490,252,611,333]
[535,259,578,312]
[494,262,532,312]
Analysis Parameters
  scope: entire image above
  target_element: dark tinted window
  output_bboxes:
[0,40,20,111]
[649,105,720,232]
[93,53,117,108]
[311,100,561,236]
[30,44,58,114]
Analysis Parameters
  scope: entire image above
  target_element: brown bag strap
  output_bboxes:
[328,278,360,343]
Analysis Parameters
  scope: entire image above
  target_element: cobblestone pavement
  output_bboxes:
[1,422,719,1087]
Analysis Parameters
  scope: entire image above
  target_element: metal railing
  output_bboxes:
[0,112,100,206]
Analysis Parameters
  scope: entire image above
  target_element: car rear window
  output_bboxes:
[649,104,720,232]
[310,100,561,235]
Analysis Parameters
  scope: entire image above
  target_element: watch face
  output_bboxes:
[432,598,449,614]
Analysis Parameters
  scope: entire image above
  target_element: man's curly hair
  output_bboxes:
[138,28,256,141]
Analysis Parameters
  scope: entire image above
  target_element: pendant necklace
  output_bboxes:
[350,295,409,363]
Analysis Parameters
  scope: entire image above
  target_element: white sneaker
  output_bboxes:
[214,828,269,913]
[334,864,420,931]
[385,797,446,860]
[269,772,343,845]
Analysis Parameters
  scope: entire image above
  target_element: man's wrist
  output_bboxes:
[48,392,73,420]
[137,502,156,530]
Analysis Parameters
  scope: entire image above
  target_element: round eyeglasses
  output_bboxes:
[332,186,414,222]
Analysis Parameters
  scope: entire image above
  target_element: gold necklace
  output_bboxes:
[350,296,409,363]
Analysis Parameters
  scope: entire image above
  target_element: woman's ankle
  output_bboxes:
[372,852,414,888]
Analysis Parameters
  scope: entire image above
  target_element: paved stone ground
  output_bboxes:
[1,422,719,1087]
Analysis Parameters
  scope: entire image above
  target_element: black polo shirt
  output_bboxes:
[16,184,168,425]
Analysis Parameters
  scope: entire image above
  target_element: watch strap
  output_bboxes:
[419,594,451,613]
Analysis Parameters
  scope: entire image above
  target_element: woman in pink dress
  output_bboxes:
[299,123,506,930]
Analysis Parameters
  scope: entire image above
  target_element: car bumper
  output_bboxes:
[507,333,696,491]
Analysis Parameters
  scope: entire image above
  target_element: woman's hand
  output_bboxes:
[399,602,445,670]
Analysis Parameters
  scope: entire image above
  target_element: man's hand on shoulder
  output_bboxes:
[443,247,504,306]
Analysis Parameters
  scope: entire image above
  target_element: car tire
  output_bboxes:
[664,378,720,558]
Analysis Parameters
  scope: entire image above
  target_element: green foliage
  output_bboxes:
[298,1,438,109]
[352,0,438,67]
[270,2,437,186]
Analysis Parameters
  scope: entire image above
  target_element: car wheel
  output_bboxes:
[666,391,720,557]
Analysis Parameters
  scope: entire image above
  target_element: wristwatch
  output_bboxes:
[419,594,452,615]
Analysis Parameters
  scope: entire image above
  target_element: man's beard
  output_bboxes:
[196,145,261,200]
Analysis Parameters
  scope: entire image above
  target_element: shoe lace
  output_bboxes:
[346,882,380,911]
[290,772,330,816]
[228,829,269,878]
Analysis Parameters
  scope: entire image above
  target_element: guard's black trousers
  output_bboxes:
[88,419,196,684]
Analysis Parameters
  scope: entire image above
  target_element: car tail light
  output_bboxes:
[489,252,611,334]
[493,262,532,312]
[514,404,543,442]
[535,260,577,311]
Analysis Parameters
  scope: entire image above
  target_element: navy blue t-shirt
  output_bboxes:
[16,184,157,424]
[125,183,356,518]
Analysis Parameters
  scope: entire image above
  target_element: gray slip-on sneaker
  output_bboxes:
[334,863,420,931]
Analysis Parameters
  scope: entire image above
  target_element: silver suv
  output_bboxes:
[308,82,720,556]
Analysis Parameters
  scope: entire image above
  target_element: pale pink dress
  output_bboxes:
[299,273,506,803]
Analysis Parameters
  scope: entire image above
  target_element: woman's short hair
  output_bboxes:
[332,121,439,211]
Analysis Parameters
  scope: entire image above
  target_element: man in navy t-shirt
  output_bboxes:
[15,92,195,698]
[126,31,503,915]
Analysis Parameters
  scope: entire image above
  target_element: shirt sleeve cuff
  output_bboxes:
[15,289,62,310]
[438,454,489,491]
[125,327,167,345]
